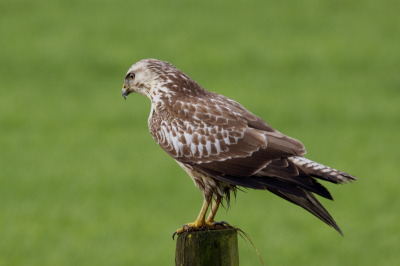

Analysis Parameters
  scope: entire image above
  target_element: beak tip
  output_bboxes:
[122,88,128,100]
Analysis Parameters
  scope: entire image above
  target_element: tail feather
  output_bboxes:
[290,156,358,184]
[267,188,343,235]
[253,175,333,200]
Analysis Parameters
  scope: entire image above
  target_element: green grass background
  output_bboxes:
[1,0,399,265]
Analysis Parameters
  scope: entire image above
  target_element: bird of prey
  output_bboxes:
[121,59,357,236]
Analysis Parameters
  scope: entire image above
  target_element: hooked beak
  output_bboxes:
[122,87,130,100]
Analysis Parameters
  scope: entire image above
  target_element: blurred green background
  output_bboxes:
[1,0,399,265]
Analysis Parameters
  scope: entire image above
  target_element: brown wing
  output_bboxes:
[149,91,305,177]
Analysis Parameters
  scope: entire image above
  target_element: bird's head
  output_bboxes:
[122,59,159,100]
[122,58,185,100]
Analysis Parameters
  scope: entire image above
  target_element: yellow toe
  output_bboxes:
[174,220,229,237]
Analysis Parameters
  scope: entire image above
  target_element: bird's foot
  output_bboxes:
[172,220,213,239]
[172,220,232,239]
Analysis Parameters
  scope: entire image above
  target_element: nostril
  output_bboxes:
[123,84,127,89]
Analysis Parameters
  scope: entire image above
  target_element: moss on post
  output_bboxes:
[175,228,238,266]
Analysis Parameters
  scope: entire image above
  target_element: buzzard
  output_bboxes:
[121,59,357,236]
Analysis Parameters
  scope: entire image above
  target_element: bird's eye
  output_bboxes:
[129,73,135,80]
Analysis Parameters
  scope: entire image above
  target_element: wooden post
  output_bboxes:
[175,228,238,266]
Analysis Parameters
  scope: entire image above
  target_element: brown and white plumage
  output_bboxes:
[122,59,357,235]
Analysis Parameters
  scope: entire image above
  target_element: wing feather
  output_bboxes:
[149,92,305,175]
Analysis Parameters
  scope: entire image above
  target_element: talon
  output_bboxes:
[182,223,191,232]
[172,231,177,240]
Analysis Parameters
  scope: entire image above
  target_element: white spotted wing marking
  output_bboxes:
[147,81,270,164]
[156,121,246,161]
[150,97,267,163]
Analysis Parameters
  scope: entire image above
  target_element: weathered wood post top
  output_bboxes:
[175,228,238,266]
